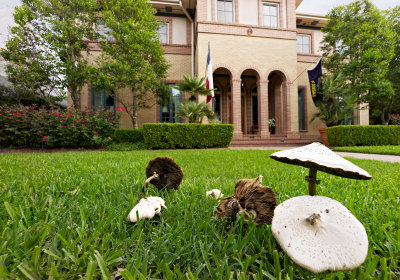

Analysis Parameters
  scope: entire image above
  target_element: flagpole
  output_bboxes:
[290,56,321,85]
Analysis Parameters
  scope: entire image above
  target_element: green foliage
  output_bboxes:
[332,145,400,156]
[142,123,233,148]
[0,106,118,148]
[311,72,356,127]
[106,141,147,151]
[321,0,396,124]
[173,75,213,99]
[0,150,398,278]
[92,0,169,128]
[0,0,97,108]
[113,129,143,143]
[176,101,217,124]
[327,125,400,146]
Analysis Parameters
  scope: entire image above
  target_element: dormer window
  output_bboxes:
[217,0,234,23]
[157,23,169,44]
[263,3,278,27]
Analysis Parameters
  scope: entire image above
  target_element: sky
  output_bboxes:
[0,0,399,48]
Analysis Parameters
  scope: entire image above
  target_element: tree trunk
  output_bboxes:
[69,87,80,109]
[131,87,138,129]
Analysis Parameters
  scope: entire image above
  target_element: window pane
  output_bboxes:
[157,23,168,44]
[298,88,305,130]
[160,84,182,123]
[225,11,233,22]
[95,19,113,41]
[303,44,310,54]
[217,0,233,23]
[263,4,278,27]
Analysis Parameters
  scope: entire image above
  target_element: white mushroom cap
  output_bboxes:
[206,189,224,199]
[270,142,371,180]
[272,196,368,274]
[128,196,166,222]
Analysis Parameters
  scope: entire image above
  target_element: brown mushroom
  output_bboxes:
[144,157,184,190]
[270,142,371,196]
[215,175,277,225]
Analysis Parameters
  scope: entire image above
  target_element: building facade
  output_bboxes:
[71,0,369,145]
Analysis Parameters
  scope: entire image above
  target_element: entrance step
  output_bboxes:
[230,138,311,147]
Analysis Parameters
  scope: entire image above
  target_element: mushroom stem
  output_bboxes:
[145,172,159,187]
[306,213,321,225]
[306,167,320,196]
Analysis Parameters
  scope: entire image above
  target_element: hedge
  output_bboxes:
[327,125,400,146]
[114,129,143,143]
[142,123,234,149]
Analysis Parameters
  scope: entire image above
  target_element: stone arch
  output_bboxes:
[266,68,291,136]
[236,65,262,82]
[212,65,235,124]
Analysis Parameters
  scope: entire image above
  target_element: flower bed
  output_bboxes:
[0,106,119,148]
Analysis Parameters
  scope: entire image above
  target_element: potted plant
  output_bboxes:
[251,124,259,134]
[268,118,276,134]
[311,72,356,145]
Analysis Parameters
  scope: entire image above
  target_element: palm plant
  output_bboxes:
[176,100,217,123]
[173,75,213,100]
[311,72,356,127]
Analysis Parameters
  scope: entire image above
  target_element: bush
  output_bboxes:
[142,123,234,149]
[106,141,147,151]
[327,125,400,146]
[114,129,143,143]
[0,105,118,148]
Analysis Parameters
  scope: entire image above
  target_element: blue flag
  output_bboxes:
[307,59,323,105]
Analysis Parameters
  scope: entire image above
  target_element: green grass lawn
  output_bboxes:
[332,145,400,156]
[0,150,399,279]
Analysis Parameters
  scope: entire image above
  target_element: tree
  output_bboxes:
[92,0,169,129]
[177,101,217,123]
[311,72,356,127]
[173,75,213,101]
[0,0,98,108]
[387,6,400,117]
[320,0,396,124]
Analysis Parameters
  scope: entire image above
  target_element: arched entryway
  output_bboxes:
[268,70,288,136]
[213,67,233,124]
[240,69,259,134]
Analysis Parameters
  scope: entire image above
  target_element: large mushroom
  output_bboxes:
[144,157,184,191]
[270,142,371,196]
[270,143,372,273]
[272,196,368,273]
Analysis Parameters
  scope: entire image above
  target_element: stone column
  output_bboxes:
[258,80,270,138]
[232,78,242,138]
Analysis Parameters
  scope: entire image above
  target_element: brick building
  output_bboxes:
[71,0,369,145]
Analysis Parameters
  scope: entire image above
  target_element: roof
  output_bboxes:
[296,13,327,28]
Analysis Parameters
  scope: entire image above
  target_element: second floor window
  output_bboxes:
[95,19,114,41]
[157,23,169,44]
[297,34,311,54]
[217,0,233,23]
[263,4,278,27]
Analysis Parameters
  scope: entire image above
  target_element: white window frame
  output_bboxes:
[262,3,279,27]
[217,0,234,23]
[157,22,169,44]
[296,34,311,54]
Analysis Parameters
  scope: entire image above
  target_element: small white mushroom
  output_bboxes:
[271,196,368,274]
[206,189,224,199]
[128,196,167,223]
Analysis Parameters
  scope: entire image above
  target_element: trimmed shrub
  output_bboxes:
[327,125,400,146]
[114,129,143,143]
[142,123,234,149]
[0,105,118,148]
